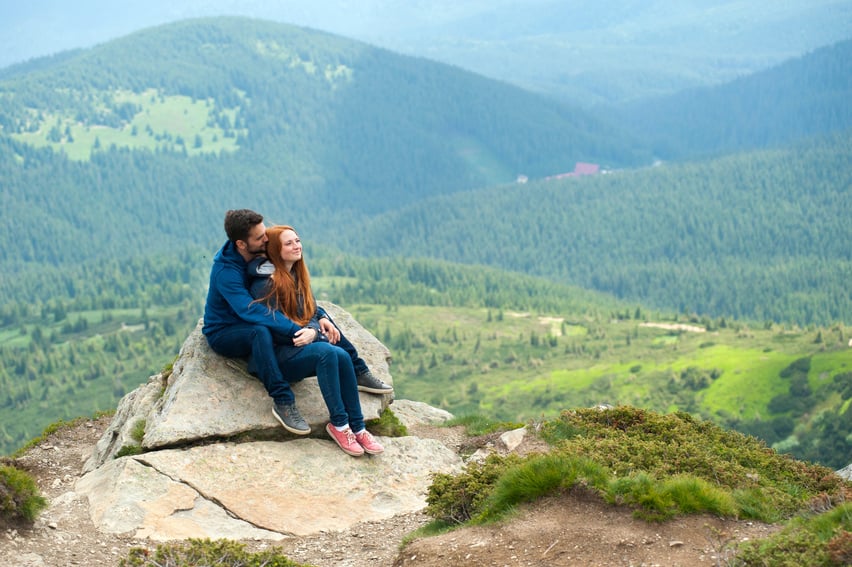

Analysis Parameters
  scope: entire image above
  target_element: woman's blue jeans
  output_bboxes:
[278,342,365,431]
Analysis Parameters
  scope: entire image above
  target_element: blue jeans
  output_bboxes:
[205,324,298,405]
[271,325,369,376]
[277,342,365,431]
[333,332,369,376]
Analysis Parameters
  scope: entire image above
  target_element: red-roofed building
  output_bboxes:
[544,162,600,180]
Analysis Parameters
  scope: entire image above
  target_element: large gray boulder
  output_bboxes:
[76,303,464,540]
[84,302,391,471]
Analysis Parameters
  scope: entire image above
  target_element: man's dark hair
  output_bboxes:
[224,209,263,242]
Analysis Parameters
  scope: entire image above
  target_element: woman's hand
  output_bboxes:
[319,318,340,344]
[293,327,318,347]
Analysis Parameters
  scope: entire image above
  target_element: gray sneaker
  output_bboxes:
[356,370,394,394]
[272,402,310,435]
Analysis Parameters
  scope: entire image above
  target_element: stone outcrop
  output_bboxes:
[75,302,464,541]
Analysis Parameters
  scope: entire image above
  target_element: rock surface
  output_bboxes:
[75,303,464,541]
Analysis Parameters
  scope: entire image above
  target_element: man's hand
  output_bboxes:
[319,318,340,344]
[293,327,317,347]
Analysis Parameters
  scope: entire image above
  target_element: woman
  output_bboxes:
[249,225,385,457]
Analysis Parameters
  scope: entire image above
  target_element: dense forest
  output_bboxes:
[616,38,852,159]
[339,133,852,325]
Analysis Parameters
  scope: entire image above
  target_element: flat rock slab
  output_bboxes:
[76,435,462,539]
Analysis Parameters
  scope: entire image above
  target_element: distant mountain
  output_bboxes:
[2,1,851,105]
[615,38,852,159]
[0,16,647,281]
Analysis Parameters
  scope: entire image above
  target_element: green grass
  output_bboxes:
[678,344,793,419]
[341,304,851,467]
[11,89,246,161]
[426,407,850,530]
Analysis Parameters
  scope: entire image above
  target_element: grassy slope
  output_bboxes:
[344,302,850,467]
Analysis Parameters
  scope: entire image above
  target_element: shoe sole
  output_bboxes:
[356,384,394,394]
[272,408,311,435]
[361,445,384,455]
[326,424,364,457]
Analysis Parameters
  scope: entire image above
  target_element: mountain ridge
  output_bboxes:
[3,1,851,105]
[616,38,852,158]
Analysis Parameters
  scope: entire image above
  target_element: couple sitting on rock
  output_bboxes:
[202,209,393,457]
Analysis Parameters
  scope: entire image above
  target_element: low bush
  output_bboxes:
[119,538,311,567]
[732,502,852,566]
[0,465,47,524]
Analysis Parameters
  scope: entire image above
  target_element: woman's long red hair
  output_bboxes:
[261,225,316,326]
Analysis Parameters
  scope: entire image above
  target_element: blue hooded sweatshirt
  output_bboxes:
[202,240,302,340]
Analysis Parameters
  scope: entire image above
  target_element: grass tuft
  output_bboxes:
[367,407,408,437]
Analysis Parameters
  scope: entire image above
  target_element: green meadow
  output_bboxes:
[12,88,246,160]
[344,302,851,467]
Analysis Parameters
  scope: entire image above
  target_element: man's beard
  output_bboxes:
[246,243,267,257]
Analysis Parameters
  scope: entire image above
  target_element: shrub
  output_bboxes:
[539,406,845,519]
[0,465,48,524]
[119,538,309,567]
[426,453,521,524]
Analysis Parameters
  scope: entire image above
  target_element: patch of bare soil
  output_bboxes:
[393,491,776,567]
[2,418,778,567]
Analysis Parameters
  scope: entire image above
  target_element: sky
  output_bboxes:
[0,0,434,69]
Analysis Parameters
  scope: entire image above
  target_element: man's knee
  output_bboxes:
[248,325,272,341]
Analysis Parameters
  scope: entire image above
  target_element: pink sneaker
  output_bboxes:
[355,430,384,455]
[326,423,364,457]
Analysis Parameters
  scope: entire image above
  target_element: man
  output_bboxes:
[202,209,392,438]
[203,209,313,435]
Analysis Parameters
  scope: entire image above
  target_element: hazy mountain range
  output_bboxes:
[3,1,851,105]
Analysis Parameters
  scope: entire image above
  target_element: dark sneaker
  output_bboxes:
[326,423,364,457]
[272,403,310,435]
[356,370,394,394]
